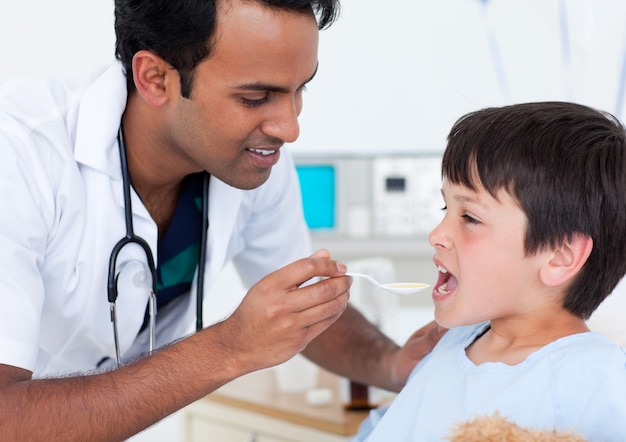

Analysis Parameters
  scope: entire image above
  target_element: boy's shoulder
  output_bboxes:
[544,333,626,431]
[544,331,626,362]
[540,332,626,407]
[546,332,626,375]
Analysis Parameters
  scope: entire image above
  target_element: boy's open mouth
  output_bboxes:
[435,265,457,296]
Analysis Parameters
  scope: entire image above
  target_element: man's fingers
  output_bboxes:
[271,252,348,290]
[293,269,351,311]
[310,249,331,259]
[226,251,352,370]
[297,308,347,350]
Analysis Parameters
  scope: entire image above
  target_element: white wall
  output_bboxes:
[293,0,626,155]
[0,2,115,82]
[4,0,626,154]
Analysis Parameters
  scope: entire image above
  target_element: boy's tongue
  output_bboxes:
[437,273,458,294]
[446,275,458,291]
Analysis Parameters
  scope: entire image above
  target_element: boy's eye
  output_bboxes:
[462,213,481,224]
[440,205,480,224]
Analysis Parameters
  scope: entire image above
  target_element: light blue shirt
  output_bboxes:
[353,322,626,441]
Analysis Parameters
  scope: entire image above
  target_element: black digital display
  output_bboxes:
[386,177,406,192]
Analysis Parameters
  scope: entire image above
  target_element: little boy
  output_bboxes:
[353,102,626,441]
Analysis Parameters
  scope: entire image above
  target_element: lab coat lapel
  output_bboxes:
[206,177,242,278]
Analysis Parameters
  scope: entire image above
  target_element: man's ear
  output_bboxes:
[131,50,180,107]
[539,234,593,287]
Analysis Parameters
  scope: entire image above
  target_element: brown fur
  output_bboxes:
[447,413,587,442]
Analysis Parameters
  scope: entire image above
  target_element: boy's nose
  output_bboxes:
[428,219,449,250]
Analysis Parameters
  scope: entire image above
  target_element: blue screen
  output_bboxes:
[295,165,336,229]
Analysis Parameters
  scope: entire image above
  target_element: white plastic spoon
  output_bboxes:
[346,272,430,295]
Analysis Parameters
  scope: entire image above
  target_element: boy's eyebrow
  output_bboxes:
[235,64,319,93]
[456,195,481,204]
[441,188,489,208]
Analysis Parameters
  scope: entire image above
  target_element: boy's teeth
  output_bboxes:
[437,283,449,295]
[437,265,448,273]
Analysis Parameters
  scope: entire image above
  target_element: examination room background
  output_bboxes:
[2,0,626,441]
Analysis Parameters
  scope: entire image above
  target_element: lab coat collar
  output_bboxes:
[72,63,154,224]
[74,62,127,180]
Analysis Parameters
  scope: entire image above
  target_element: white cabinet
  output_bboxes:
[180,369,368,442]
[183,399,351,442]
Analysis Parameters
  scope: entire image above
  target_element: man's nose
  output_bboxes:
[260,99,301,143]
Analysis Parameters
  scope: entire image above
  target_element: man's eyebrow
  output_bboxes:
[235,63,319,93]
[237,83,289,93]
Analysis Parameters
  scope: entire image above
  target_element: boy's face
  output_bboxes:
[428,179,551,328]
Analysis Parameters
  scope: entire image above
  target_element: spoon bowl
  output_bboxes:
[346,272,430,295]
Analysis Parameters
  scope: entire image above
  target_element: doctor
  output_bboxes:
[0,0,444,440]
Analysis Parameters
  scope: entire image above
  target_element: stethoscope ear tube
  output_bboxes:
[196,172,210,332]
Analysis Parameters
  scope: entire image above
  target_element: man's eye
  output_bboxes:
[241,95,269,107]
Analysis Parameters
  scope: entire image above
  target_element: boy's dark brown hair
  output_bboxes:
[443,101,626,319]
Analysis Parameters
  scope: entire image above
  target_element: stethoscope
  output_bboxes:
[107,126,209,367]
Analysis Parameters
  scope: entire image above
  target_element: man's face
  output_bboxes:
[166,1,319,189]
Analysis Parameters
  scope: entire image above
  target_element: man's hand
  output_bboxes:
[217,249,351,373]
[389,321,447,389]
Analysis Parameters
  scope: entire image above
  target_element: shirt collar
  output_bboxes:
[74,62,127,179]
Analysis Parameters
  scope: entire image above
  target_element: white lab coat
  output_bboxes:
[0,63,311,376]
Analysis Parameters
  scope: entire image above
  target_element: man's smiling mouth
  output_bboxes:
[247,148,277,156]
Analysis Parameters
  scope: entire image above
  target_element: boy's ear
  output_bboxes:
[539,234,593,287]
[131,50,180,107]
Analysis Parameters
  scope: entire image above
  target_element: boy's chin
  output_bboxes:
[434,312,484,329]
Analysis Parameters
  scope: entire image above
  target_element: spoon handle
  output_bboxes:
[345,272,380,287]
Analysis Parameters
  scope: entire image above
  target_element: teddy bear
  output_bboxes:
[446,412,587,442]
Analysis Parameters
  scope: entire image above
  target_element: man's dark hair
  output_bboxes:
[114,0,339,97]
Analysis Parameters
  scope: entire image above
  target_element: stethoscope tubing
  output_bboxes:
[196,173,209,332]
[108,126,208,367]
